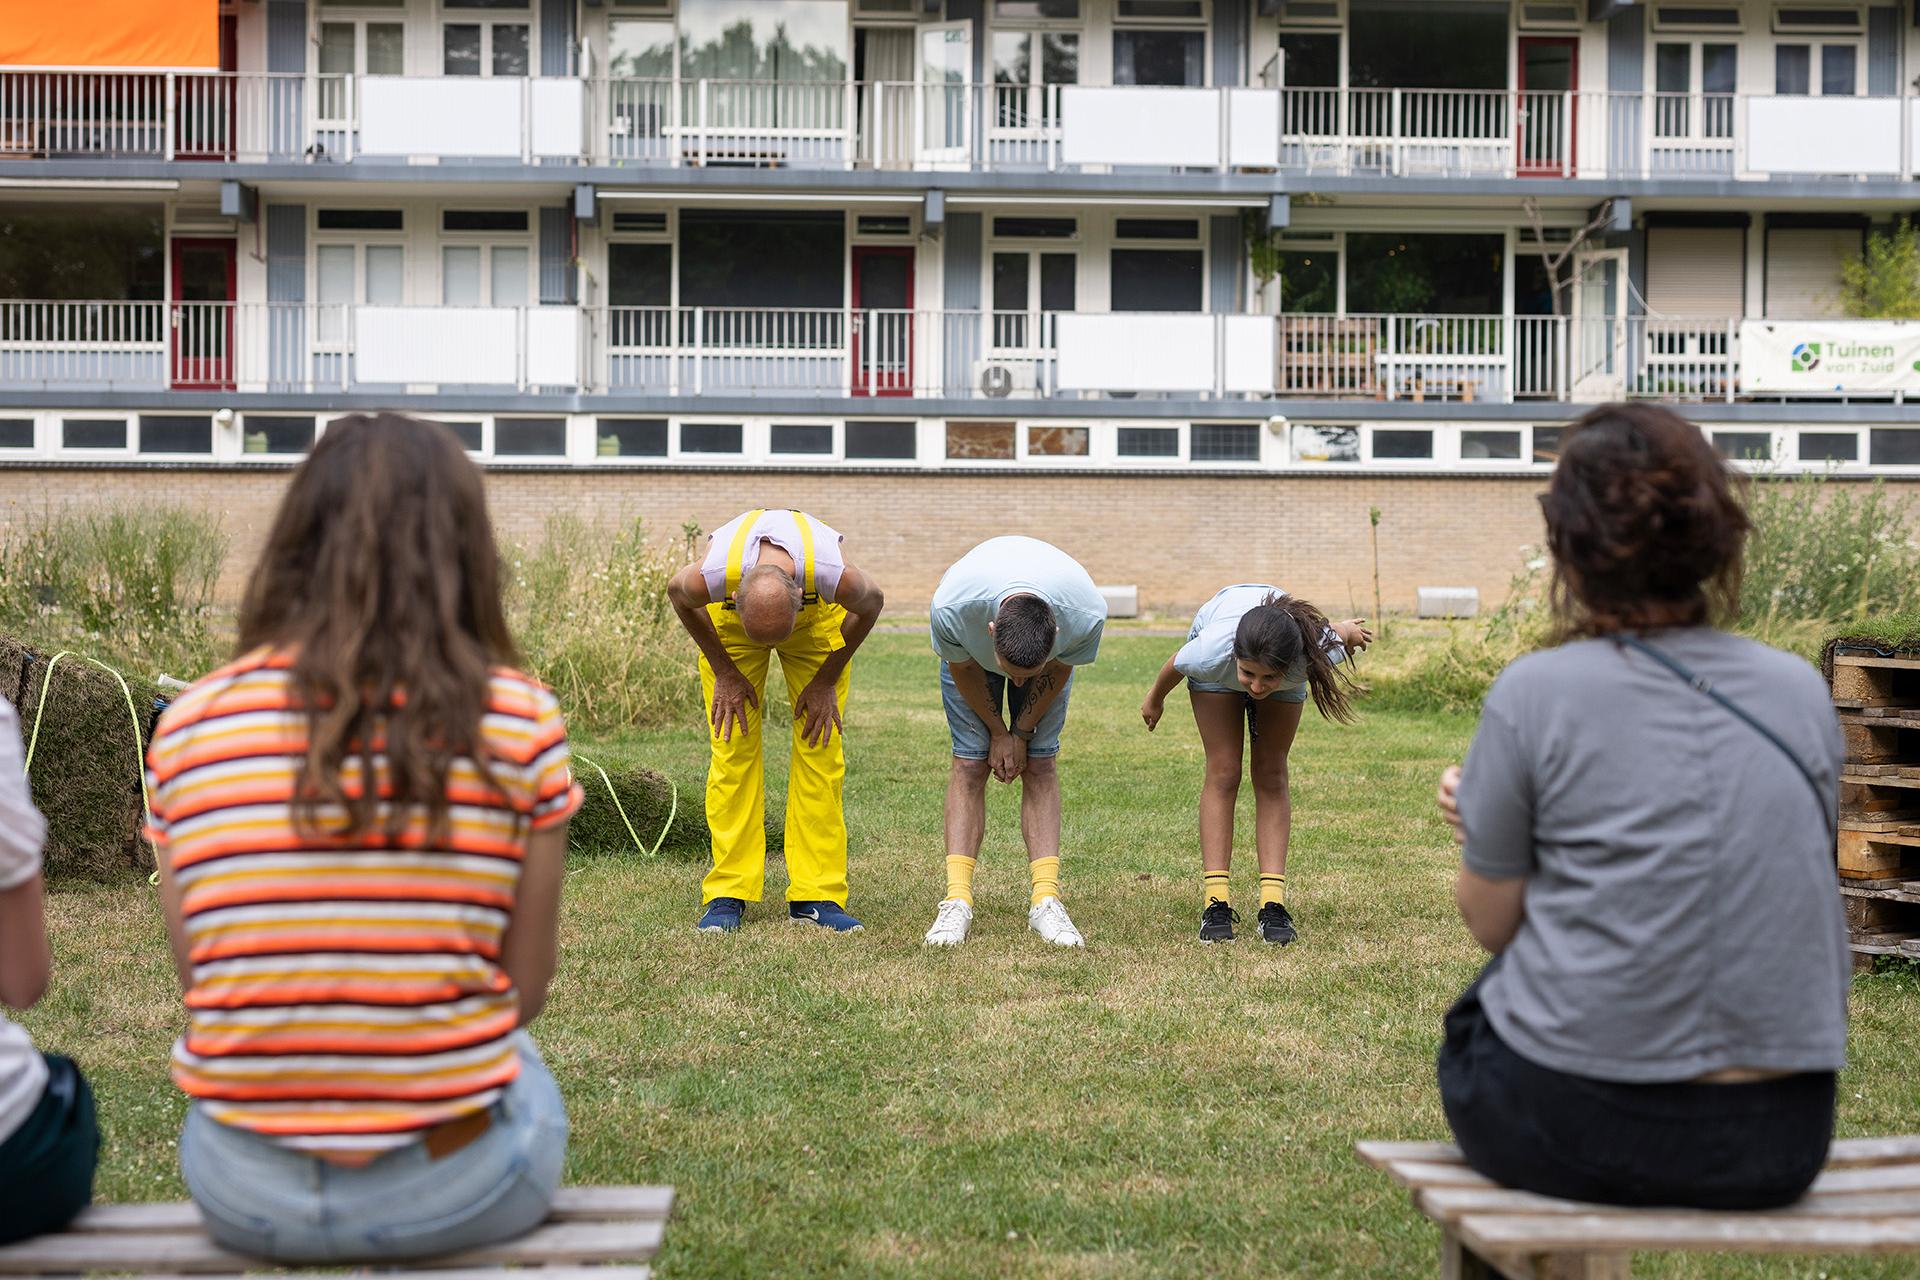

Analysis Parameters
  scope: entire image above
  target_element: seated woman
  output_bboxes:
[1435,402,1848,1211]
[0,701,98,1244]
[149,413,582,1262]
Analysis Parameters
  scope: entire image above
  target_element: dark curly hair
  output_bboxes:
[1541,402,1750,638]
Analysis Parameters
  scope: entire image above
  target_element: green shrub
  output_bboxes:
[1740,474,1920,639]
[1366,562,1551,716]
[0,505,228,681]
[506,516,703,735]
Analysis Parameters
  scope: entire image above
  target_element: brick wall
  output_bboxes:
[0,465,1870,619]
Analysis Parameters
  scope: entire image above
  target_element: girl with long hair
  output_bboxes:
[1142,588,1371,944]
[148,413,582,1262]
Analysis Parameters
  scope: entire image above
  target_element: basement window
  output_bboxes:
[1117,425,1179,458]
[62,418,128,450]
[1190,422,1259,462]
[0,419,33,449]
[1798,432,1857,463]
[241,415,316,455]
[495,417,568,457]
[597,418,668,457]
[1870,429,1920,466]
[1372,428,1434,461]
[680,422,743,454]
[845,420,917,460]
[1712,431,1773,462]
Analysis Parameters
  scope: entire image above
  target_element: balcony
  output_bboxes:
[5,71,1919,182]
[4,301,1910,408]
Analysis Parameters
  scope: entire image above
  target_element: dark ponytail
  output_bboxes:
[1233,593,1358,724]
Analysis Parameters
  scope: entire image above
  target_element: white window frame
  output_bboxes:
[1455,426,1529,467]
[237,413,320,462]
[1649,37,1739,142]
[439,2,537,79]
[940,418,1025,468]
[1109,216,1209,313]
[838,418,927,467]
[1185,420,1266,467]
[1710,427,1789,470]
[1650,5,1745,33]
[486,415,573,463]
[0,414,38,454]
[1111,0,1211,89]
[670,417,749,461]
[766,419,844,464]
[1275,0,1342,30]
[1793,426,1866,469]
[588,416,673,465]
[1362,423,1438,468]
[1771,37,1864,96]
[1287,421,1362,467]
[57,415,134,459]
[987,14,1083,142]
[1515,3,1583,32]
[986,218,1079,358]
[1108,420,1187,466]
[313,12,407,76]
[312,210,408,352]
[437,207,537,308]
[1016,420,1095,467]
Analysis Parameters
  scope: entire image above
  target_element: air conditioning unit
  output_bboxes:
[974,358,1039,399]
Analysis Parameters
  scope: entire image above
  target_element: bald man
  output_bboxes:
[667,509,885,935]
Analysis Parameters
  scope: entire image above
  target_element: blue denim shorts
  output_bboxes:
[1189,679,1310,703]
[940,661,1074,759]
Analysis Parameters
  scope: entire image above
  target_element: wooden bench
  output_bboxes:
[1358,1137,1920,1279]
[0,1186,672,1278]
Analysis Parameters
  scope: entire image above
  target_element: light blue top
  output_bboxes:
[1174,584,1345,691]
[930,536,1107,670]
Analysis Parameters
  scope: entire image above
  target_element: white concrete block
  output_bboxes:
[1417,587,1479,620]
[1099,585,1139,619]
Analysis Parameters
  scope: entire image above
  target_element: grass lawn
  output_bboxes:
[24,631,1920,1279]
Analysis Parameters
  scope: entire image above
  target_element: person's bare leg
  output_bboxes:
[944,756,990,862]
[1249,699,1305,879]
[1190,690,1247,878]
[1019,754,1061,862]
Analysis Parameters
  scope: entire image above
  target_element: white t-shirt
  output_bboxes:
[0,700,48,1147]
[1173,584,1346,692]
[699,509,847,606]
[930,536,1107,670]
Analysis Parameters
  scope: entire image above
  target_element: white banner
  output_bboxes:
[1739,321,1920,394]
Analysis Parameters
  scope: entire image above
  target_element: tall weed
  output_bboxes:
[507,516,702,734]
[1739,473,1920,639]
[0,506,228,680]
[1365,560,1551,715]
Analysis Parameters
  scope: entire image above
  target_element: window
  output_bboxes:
[444,211,531,233]
[1652,6,1743,29]
[611,211,669,236]
[443,2,530,78]
[1518,3,1582,27]
[597,417,668,457]
[1113,29,1204,86]
[496,418,567,457]
[1350,0,1504,90]
[1372,428,1433,461]
[0,419,32,449]
[1119,0,1204,15]
[856,0,915,13]
[1775,42,1858,95]
[441,212,534,308]
[1111,249,1203,312]
[317,209,404,231]
[1531,425,1566,463]
[1346,234,1503,315]
[1654,41,1737,138]
[845,421,917,460]
[317,20,403,121]
[438,420,484,452]
[1291,423,1359,463]
[1275,248,1338,313]
[995,0,1079,17]
[1277,0,1339,26]
[316,242,404,342]
[1190,423,1259,462]
[1116,219,1200,241]
[857,216,913,237]
[679,212,842,309]
[1027,425,1089,457]
[1461,430,1522,461]
[992,217,1077,239]
[681,0,846,83]
[1117,425,1179,458]
[1798,432,1857,463]
[1870,429,1920,466]
[242,416,315,455]
[62,419,127,450]
[609,243,671,345]
[992,31,1080,129]
[1773,6,1864,33]
[136,416,213,454]
[993,250,1075,349]
[946,421,1017,460]
[772,423,834,455]
[0,205,162,303]
[1712,431,1773,461]
[680,422,742,454]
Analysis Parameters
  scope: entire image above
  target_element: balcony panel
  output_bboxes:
[1060,87,1222,169]
[1057,313,1226,393]
[531,78,587,159]
[355,306,520,384]
[1746,97,1902,177]
[359,78,523,160]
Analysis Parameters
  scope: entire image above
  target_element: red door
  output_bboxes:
[852,246,914,397]
[1517,36,1577,177]
[176,16,239,160]
[170,239,236,390]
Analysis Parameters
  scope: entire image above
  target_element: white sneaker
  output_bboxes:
[923,897,973,947]
[1027,896,1084,948]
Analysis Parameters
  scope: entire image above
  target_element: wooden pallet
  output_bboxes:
[0,1186,672,1278]
[1831,650,1920,951]
[1358,1136,1920,1279]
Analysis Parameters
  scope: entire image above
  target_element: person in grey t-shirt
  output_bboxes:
[1434,404,1848,1211]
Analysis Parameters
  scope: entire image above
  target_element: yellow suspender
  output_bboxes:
[722,508,766,603]
[789,510,818,603]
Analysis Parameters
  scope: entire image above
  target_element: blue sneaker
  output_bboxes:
[788,901,863,933]
[697,897,746,934]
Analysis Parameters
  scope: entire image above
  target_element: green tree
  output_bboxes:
[1841,222,1920,319]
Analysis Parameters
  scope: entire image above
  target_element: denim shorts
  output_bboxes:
[179,1032,568,1264]
[940,661,1074,759]
[1189,679,1310,703]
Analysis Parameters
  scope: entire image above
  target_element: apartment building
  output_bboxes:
[3,0,1918,608]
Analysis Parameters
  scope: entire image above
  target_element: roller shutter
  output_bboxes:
[1765,227,1862,318]
[1646,226,1744,318]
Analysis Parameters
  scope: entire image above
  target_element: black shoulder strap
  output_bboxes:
[1616,635,1836,839]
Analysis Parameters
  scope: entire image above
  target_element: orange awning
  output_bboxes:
[0,0,219,71]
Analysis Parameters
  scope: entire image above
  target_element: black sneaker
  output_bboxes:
[1198,898,1238,943]
[1257,902,1297,946]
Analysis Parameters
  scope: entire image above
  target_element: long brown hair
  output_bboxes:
[1541,402,1749,639]
[1234,593,1357,724]
[236,413,519,838]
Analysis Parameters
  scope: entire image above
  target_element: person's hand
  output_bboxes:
[988,730,1027,783]
[1338,619,1376,653]
[709,668,758,742]
[1436,764,1464,846]
[794,677,843,749]
[1141,696,1164,731]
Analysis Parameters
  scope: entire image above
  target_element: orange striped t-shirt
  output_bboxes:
[145,648,583,1161]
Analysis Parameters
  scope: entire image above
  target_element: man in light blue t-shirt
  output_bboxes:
[922,536,1107,950]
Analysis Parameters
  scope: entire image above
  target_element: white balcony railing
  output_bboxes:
[6,70,1918,179]
[0,301,1900,406]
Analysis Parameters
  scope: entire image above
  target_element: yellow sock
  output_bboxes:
[945,855,977,908]
[1260,874,1286,908]
[1029,856,1061,907]
[1203,870,1230,908]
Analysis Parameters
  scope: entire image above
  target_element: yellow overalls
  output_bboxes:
[699,510,853,906]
